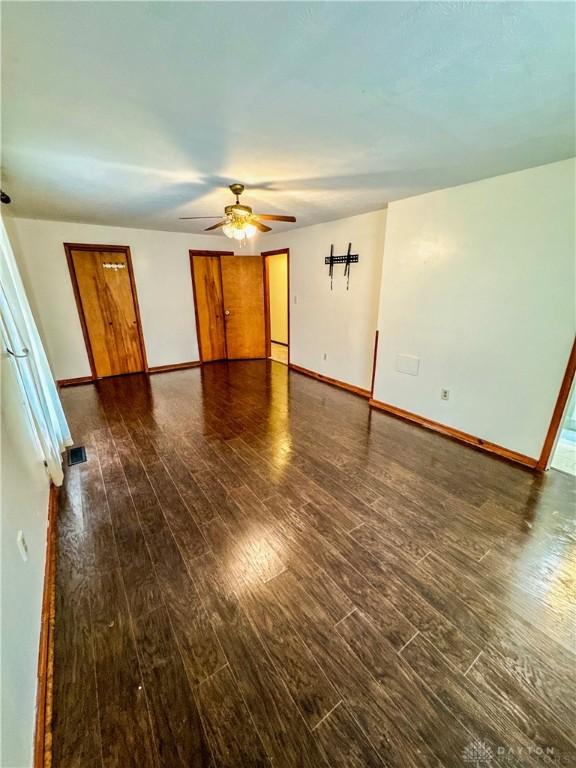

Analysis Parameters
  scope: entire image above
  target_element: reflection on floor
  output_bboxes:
[269,341,288,365]
[551,428,576,476]
[53,362,576,767]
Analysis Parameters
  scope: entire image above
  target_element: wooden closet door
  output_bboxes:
[191,254,227,362]
[220,256,266,359]
[68,248,145,378]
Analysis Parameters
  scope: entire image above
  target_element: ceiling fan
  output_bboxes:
[179,183,296,241]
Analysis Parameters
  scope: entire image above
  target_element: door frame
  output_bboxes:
[536,337,576,470]
[64,243,148,380]
[189,249,233,363]
[261,248,290,365]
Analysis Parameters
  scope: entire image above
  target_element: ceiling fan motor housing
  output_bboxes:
[225,203,252,217]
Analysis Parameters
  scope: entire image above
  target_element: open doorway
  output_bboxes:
[263,249,289,366]
[538,339,576,473]
[550,380,576,475]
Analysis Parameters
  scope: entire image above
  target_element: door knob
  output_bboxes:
[224,310,231,316]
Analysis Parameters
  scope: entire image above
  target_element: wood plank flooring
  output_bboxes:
[53,361,576,768]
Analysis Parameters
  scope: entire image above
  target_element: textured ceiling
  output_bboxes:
[2,1,575,234]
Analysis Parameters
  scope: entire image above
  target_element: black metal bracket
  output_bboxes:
[324,254,359,265]
[325,243,359,290]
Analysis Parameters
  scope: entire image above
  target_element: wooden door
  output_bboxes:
[220,256,266,359]
[191,254,227,362]
[66,246,145,378]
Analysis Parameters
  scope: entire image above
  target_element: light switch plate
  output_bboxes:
[395,354,420,376]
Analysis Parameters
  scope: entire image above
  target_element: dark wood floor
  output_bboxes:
[53,361,576,768]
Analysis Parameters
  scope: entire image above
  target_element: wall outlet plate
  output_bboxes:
[441,388,450,401]
[395,354,420,376]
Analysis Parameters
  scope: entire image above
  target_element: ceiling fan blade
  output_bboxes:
[179,215,222,220]
[253,220,272,233]
[204,220,227,231]
[255,214,296,223]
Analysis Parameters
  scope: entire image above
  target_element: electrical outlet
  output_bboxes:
[323,352,328,361]
[441,388,450,401]
[17,530,28,562]
[293,295,298,304]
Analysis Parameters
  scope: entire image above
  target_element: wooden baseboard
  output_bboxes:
[369,397,538,469]
[289,363,370,399]
[56,376,93,388]
[57,361,201,386]
[148,360,201,374]
[34,484,58,768]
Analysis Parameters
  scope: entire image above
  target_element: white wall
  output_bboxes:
[1,353,51,767]
[372,159,575,459]
[7,213,387,389]
[261,210,387,391]
[5,217,232,380]
[7,159,574,462]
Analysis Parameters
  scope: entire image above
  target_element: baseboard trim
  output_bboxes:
[289,363,370,399]
[57,362,202,385]
[34,484,58,768]
[148,360,201,374]
[57,376,93,388]
[369,398,538,469]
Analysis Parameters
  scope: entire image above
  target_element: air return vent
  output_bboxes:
[67,445,87,466]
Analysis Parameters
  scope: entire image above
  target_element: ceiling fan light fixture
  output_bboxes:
[222,221,236,239]
[193,182,296,235]
[231,228,247,242]
[243,222,257,238]
[222,216,257,241]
